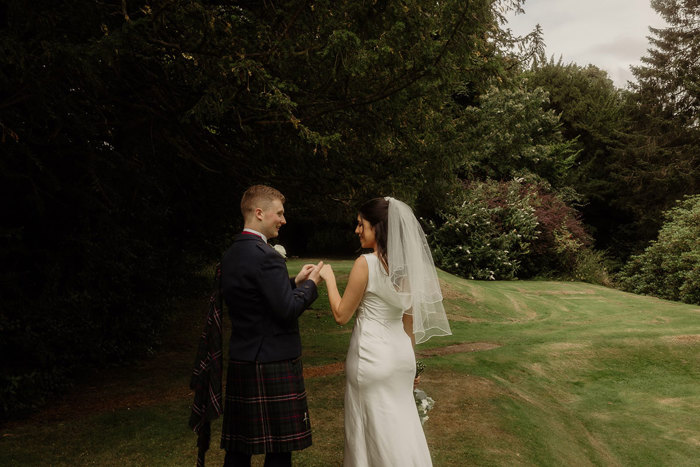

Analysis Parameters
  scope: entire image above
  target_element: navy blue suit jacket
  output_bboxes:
[221,233,318,363]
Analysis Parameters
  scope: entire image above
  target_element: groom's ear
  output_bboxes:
[254,207,264,221]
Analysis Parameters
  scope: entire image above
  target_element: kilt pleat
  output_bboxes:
[220,358,312,454]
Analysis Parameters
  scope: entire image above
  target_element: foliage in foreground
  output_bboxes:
[619,194,700,305]
[0,0,530,420]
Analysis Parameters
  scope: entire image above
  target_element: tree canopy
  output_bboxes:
[0,0,528,419]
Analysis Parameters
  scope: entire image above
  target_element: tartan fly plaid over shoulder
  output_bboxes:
[189,263,223,467]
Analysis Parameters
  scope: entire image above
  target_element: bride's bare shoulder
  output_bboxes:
[354,255,369,268]
[350,255,370,280]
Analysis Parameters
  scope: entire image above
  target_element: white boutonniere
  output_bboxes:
[272,244,287,259]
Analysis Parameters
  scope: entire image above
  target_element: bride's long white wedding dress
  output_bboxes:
[344,253,433,467]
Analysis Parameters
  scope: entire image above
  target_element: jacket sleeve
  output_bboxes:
[258,250,318,325]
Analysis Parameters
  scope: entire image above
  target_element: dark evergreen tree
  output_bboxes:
[633,0,699,126]
[618,0,700,255]
[524,61,629,254]
[523,1,699,260]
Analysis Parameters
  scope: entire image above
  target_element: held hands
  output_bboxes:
[295,264,316,285]
[308,261,324,284]
[296,261,325,285]
[295,261,334,286]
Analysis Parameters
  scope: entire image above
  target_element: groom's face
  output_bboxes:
[259,198,286,240]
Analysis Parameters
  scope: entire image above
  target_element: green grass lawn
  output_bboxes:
[2,259,699,466]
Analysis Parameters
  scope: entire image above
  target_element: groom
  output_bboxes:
[220,185,323,467]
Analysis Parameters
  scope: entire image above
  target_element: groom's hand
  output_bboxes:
[308,261,324,285]
[295,263,316,286]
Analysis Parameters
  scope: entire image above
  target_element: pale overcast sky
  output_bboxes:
[505,0,668,88]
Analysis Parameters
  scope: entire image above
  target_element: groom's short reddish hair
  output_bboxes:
[240,185,286,219]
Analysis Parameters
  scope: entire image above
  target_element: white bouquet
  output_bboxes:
[413,360,434,425]
[414,388,435,425]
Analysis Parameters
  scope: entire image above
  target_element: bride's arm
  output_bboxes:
[402,313,415,347]
[322,256,368,325]
[403,312,421,387]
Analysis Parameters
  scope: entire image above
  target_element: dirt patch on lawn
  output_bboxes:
[547,342,589,351]
[665,334,700,344]
[657,397,687,407]
[301,342,501,379]
[439,279,474,301]
[534,289,597,295]
[304,362,345,378]
[422,370,527,461]
[417,342,500,357]
[446,313,485,322]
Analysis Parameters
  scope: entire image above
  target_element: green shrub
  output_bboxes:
[571,248,612,286]
[428,179,594,280]
[427,180,539,280]
[619,195,700,305]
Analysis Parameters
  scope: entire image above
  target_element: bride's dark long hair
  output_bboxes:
[358,198,389,271]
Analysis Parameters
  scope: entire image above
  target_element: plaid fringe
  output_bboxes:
[189,264,223,467]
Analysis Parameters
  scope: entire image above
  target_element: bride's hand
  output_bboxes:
[319,263,334,281]
[413,375,421,388]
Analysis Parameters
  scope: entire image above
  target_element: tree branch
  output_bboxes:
[300,2,472,121]
[122,0,131,22]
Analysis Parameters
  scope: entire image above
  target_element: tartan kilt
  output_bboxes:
[220,357,312,454]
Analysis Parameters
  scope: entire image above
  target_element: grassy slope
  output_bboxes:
[428,271,700,466]
[1,259,699,466]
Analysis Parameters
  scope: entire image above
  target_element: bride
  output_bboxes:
[320,197,451,466]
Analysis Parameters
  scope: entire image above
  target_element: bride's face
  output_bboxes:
[355,215,376,249]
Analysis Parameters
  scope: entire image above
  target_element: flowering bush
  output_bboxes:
[519,185,593,277]
[427,180,538,279]
[618,195,700,305]
[427,179,594,280]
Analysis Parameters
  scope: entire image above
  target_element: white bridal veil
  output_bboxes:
[385,197,452,344]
